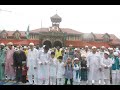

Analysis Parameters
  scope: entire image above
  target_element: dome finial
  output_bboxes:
[56,9,57,14]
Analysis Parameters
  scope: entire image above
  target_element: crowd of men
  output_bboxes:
[0,42,120,85]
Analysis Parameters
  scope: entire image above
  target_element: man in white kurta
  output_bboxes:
[87,46,102,85]
[99,46,106,85]
[100,51,113,85]
[37,45,50,85]
[49,52,57,85]
[27,43,38,85]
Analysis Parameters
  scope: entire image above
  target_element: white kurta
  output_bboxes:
[27,48,38,76]
[37,50,50,80]
[73,64,81,83]
[101,58,113,79]
[49,57,57,77]
[87,52,101,81]
[57,61,65,79]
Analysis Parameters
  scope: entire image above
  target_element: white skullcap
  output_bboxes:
[109,48,113,50]
[43,45,46,48]
[114,52,119,56]
[81,54,86,57]
[74,58,79,61]
[7,42,13,45]
[116,49,119,52]
[74,48,78,51]
[24,46,27,49]
[101,46,105,48]
[104,51,109,55]
[29,43,34,46]
[85,45,88,48]
[116,48,119,50]
[0,43,5,46]
[92,46,96,49]
[69,44,73,47]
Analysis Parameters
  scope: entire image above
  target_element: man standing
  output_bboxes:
[5,42,15,81]
[87,46,102,85]
[37,45,50,85]
[0,43,6,81]
[27,43,38,85]
[55,46,62,59]
[13,46,27,84]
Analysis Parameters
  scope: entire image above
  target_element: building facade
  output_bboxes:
[0,14,120,48]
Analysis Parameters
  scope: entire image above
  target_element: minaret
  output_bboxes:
[50,11,62,28]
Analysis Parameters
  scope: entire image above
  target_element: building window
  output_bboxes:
[1,32,7,39]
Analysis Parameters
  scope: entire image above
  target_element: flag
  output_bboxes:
[26,25,30,39]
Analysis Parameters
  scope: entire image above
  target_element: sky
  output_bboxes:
[0,5,120,38]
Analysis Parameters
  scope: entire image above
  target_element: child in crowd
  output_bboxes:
[56,56,65,85]
[64,57,73,85]
[73,58,81,85]
[80,54,87,85]
[49,52,57,85]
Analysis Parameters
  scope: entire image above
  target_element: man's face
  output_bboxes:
[30,45,34,49]
[92,48,97,53]
[101,48,105,51]
[51,54,55,58]
[8,45,12,49]
[44,49,48,53]
[104,53,109,59]
[57,46,60,50]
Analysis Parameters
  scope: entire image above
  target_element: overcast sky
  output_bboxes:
[0,5,120,38]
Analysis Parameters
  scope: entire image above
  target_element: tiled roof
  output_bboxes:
[31,28,82,34]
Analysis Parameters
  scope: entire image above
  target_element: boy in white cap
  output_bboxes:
[5,42,16,82]
[49,52,57,85]
[0,43,6,81]
[87,46,102,85]
[27,43,38,85]
[100,51,113,85]
[73,58,81,85]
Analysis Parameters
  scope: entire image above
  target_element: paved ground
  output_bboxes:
[0,81,30,85]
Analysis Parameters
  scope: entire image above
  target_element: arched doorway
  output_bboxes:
[43,40,52,48]
[53,41,62,48]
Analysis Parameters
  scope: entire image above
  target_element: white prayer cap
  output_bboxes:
[0,43,5,46]
[24,46,27,49]
[69,44,73,47]
[74,48,78,51]
[116,48,119,50]
[104,51,109,55]
[109,48,113,50]
[7,42,13,45]
[116,49,119,52]
[85,45,88,48]
[81,54,86,57]
[43,45,46,48]
[74,58,79,61]
[114,52,119,56]
[29,43,34,46]
[92,46,96,49]
[101,46,105,48]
